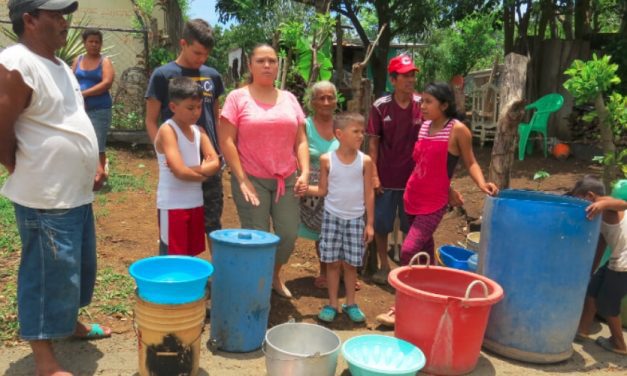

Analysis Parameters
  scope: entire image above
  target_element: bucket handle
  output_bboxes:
[408,252,431,267]
[262,340,322,360]
[464,280,489,301]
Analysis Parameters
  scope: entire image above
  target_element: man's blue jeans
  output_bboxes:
[13,203,97,340]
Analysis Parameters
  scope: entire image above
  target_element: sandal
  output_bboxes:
[342,303,366,323]
[376,307,395,328]
[574,332,590,342]
[318,305,338,322]
[372,268,390,285]
[73,323,112,340]
[272,281,293,299]
[314,275,327,289]
[596,336,627,355]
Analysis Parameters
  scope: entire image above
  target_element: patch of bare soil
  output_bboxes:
[3,144,626,375]
[92,144,600,338]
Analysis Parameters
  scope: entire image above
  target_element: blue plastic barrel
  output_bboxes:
[480,190,601,363]
[209,229,280,352]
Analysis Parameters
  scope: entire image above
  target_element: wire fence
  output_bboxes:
[0,20,148,130]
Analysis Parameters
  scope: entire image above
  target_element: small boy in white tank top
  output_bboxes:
[155,77,220,255]
[307,112,375,323]
[571,175,627,355]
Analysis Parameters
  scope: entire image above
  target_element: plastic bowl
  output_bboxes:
[129,256,213,304]
[466,232,481,251]
[438,245,475,271]
[468,253,478,272]
[342,335,425,376]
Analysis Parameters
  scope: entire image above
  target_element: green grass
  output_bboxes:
[0,169,20,255]
[103,149,151,193]
[0,274,18,342]
[91,267,135,317]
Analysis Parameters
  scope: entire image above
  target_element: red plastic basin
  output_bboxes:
[389,256,503,375]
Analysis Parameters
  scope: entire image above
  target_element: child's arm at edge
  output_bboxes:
[586,196,627,220]
[155,124,207,182]
[306,154,329,197]
[194,129,220,177]
[363,155,375,244]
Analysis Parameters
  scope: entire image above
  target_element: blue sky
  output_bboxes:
[189,0,224,27]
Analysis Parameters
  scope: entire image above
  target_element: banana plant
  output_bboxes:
[278,13,335,89]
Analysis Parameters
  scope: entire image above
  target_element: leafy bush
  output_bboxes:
[564,54,626,186]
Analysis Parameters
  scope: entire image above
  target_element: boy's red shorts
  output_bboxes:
[158,207,205,256]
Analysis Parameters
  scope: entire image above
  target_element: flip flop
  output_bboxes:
[342,303,366,323]
[574,332,590,342]
[75,323,112,340]
[318,305,338,322]
[596,336,627,355]
[376,307,395,328]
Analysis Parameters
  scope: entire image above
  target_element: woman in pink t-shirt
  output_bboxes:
[219,44,309,299]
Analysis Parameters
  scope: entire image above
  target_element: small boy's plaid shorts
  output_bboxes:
[319,210,365,267]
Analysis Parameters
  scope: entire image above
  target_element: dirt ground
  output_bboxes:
[1,144,626,375]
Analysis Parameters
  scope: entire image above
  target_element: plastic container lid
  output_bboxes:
[210,229,280,247]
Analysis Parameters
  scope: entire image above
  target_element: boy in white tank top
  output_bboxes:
[571,175,627,355]
[155,77,220,255]
[307,113,375,323]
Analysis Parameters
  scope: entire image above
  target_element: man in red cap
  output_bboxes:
[367,54,422,289]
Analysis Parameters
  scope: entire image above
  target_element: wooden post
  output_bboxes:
[347,24,386,113]
[488,53,529,189]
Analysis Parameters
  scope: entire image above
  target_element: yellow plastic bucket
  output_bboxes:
[134,295,206,376]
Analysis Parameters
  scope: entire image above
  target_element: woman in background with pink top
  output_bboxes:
[377,82,498,327]
[401,82,498,265]
[219,44,309,299]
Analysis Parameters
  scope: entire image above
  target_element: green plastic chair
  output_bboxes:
[517,93,564,160]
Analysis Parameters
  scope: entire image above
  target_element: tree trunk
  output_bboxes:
[595,93,616,191]
[575,0,592,38]
[164,0,183,53]
[488,53,529,189]
[562,0,574,40]
[504,1,515,54]
[334,13,344,88]
[347,64,365,113]
[279,48,292,90]
[370,31,391,98]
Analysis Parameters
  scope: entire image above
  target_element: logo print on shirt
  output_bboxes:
[383,115,392,122]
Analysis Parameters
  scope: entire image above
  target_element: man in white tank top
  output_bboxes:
[0,1,108,375]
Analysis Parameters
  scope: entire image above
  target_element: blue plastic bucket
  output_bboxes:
[481,190,601,363]
[468,254,478,272]
[209,229,280,352]
[342,334,426,376]
[438,245,475,271]
[129,256,213,305]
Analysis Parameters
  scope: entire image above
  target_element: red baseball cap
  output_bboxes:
[388,55,419,74]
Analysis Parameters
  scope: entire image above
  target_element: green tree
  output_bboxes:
[217,0,500,97]
[416,12,502,86]
[564,54,627,189]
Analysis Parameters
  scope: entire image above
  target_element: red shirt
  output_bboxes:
[367,93,422,189]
